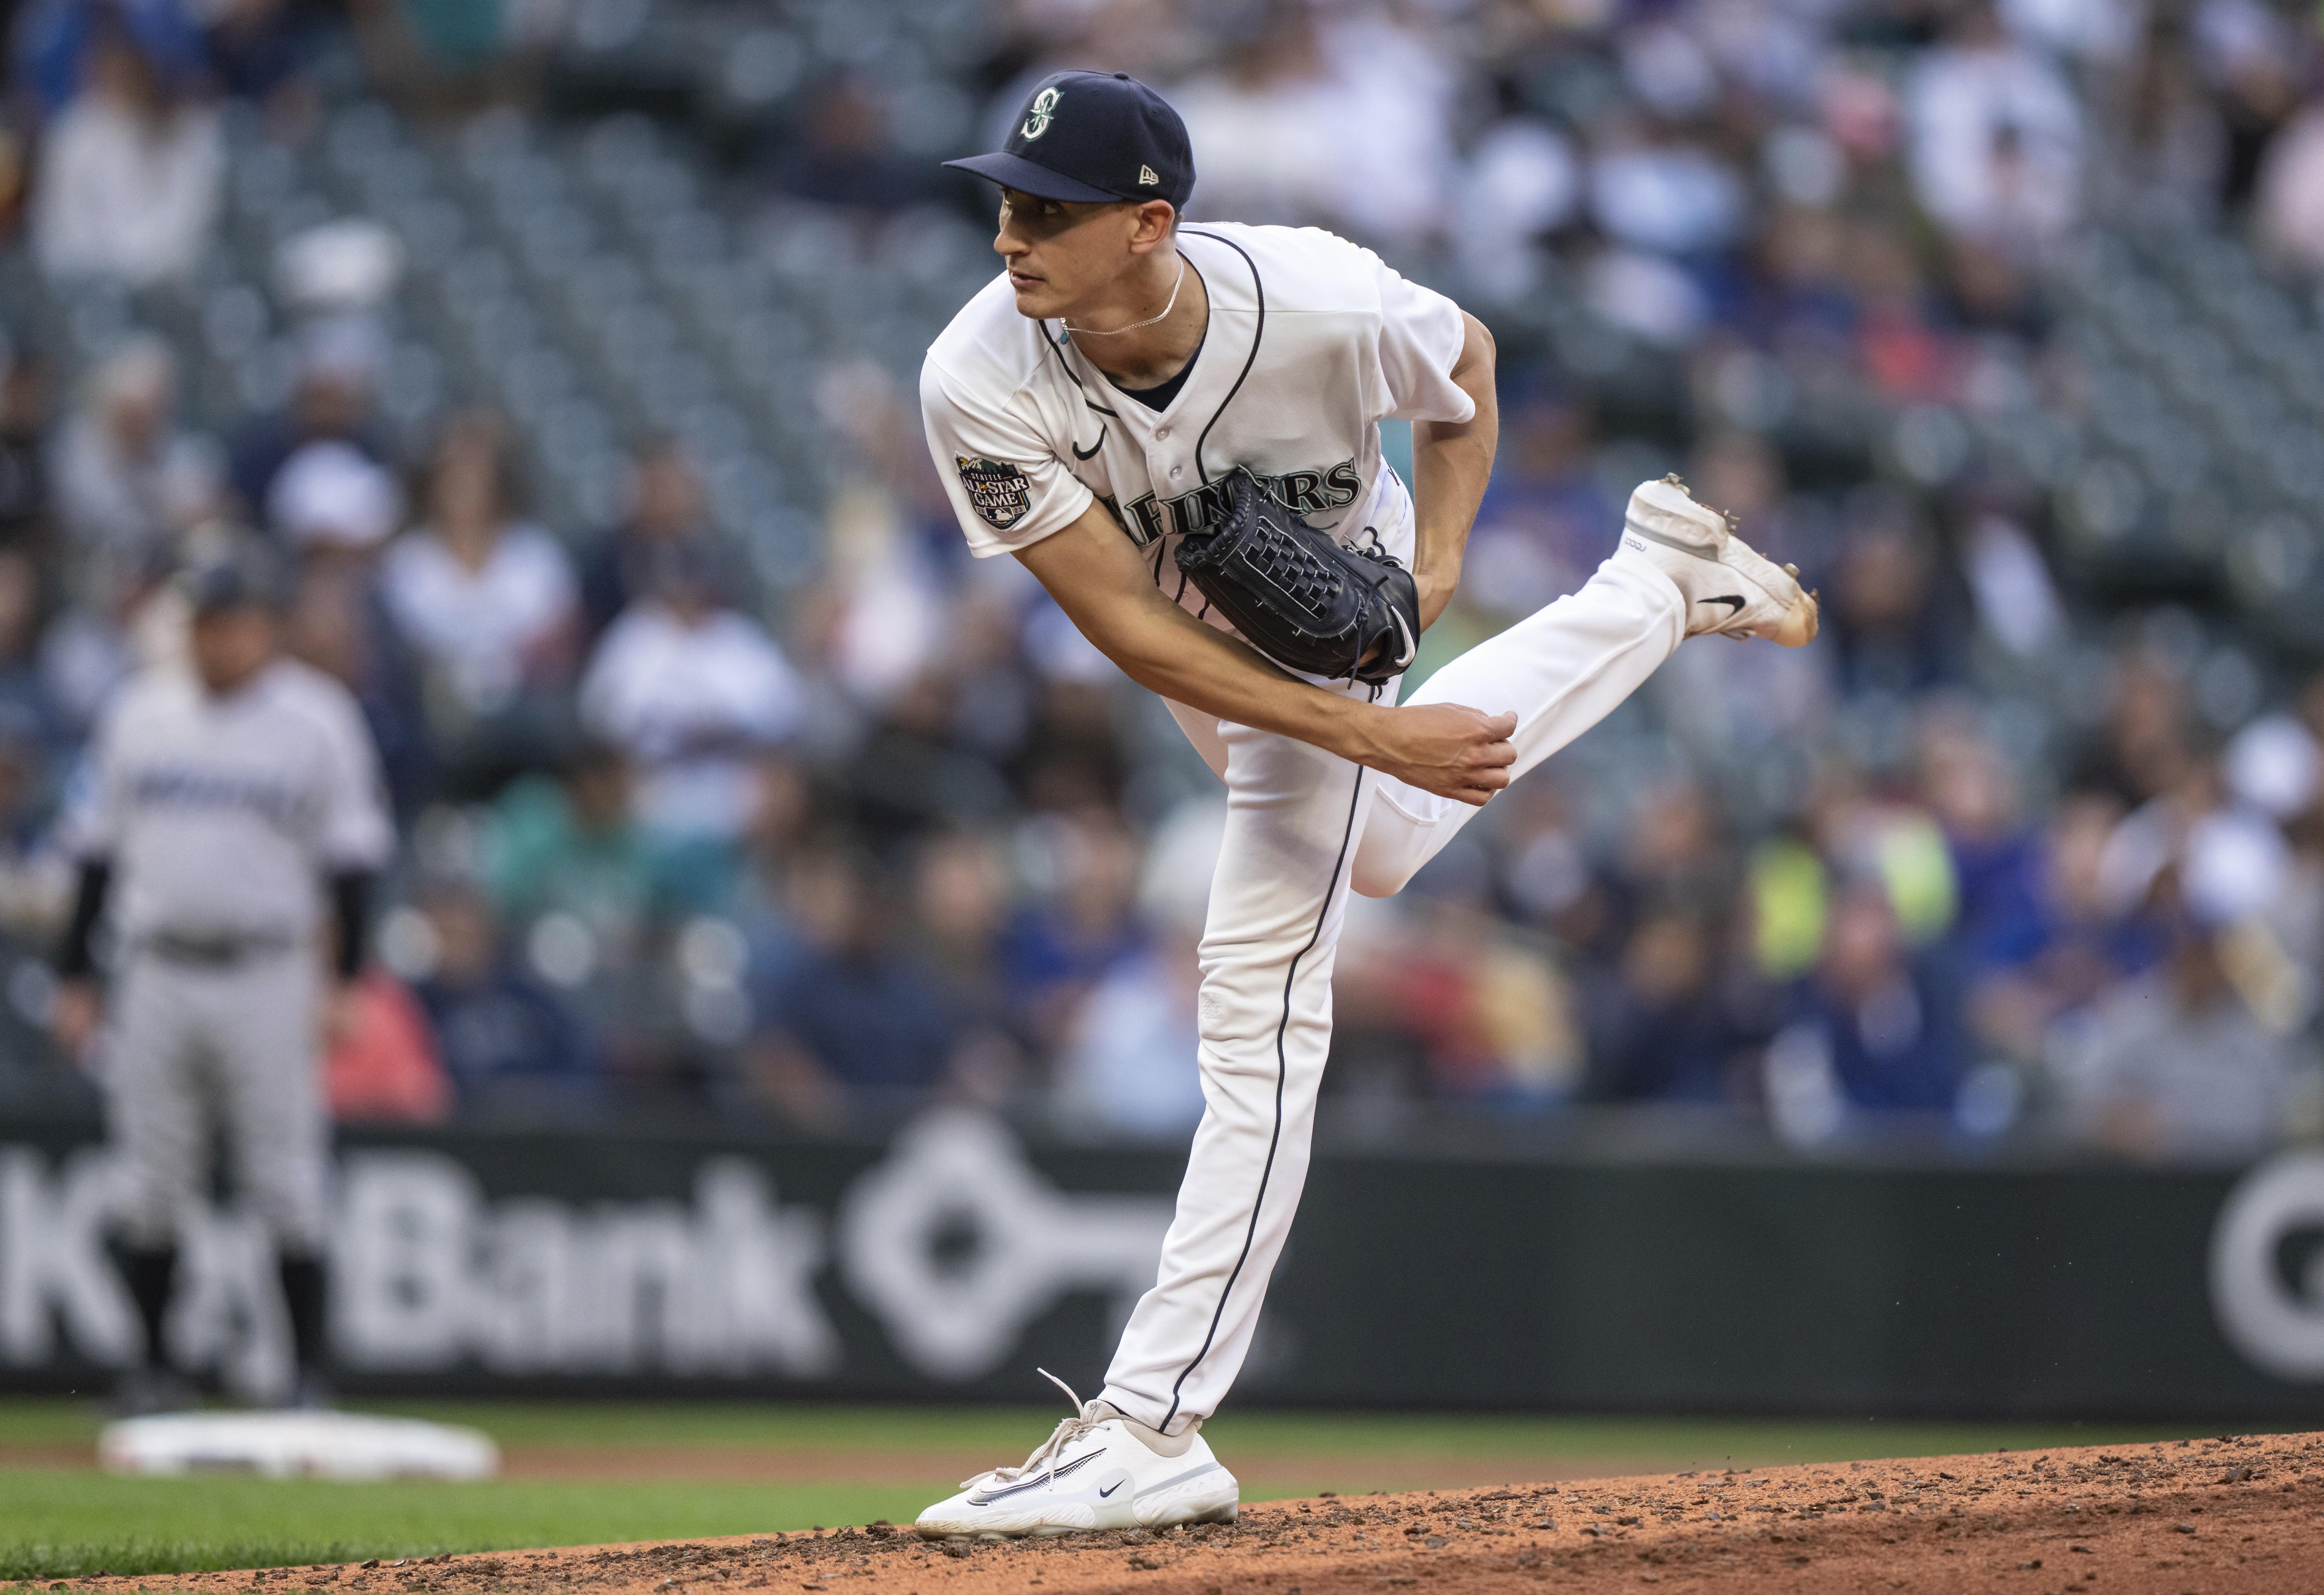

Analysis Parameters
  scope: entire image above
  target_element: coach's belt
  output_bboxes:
[138,930,301,967]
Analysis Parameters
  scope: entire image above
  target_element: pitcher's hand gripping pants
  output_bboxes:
[1101,557,1684,1433]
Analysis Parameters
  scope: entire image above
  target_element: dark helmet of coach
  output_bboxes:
[176,538,284,698]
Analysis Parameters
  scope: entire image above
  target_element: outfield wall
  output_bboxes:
[5,1110,2324,1417]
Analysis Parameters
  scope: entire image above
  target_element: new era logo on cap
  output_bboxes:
[943,70,1195,212]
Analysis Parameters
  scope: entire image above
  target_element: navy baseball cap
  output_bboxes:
[945,71,1194,212]
[179,544,284,615]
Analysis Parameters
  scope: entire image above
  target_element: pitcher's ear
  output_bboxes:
[1125,199,1176,252]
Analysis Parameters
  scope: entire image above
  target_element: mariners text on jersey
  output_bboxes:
[1105,457,1363,548]
[919,222,1473,619]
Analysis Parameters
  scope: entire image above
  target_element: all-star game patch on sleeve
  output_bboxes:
[921,355,1094,558]
[955,454,1035,530]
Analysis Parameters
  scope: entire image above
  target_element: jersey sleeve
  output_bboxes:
[1370,253,1475,426]
[314,688,395,872]
[920,356,1094,559]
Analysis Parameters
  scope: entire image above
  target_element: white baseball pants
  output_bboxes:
[109,947,329,1253]
[1101,554,1685,1433]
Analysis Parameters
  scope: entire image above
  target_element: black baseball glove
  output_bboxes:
[1171,466,1420,686]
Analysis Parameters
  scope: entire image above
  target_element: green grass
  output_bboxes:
[0,1475,919,1581]
[0,1399,2283,1581]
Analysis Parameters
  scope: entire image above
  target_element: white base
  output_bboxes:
[98,1411,500,1481]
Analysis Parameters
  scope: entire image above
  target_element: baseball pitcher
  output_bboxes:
[914,71,1815,1536]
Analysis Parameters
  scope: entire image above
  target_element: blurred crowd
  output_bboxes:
[0,0,2322,1162]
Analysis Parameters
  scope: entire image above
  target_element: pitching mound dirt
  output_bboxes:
[62,1430,2324,1593]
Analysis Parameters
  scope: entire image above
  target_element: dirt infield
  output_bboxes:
[57,1430,2324,1593]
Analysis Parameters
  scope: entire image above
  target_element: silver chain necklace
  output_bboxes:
[1061,256,1186,336]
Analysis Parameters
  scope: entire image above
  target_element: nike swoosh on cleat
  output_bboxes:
[1098,1481,1123,1497]
[1072,428,1107,461]
[1702,595,1746,613]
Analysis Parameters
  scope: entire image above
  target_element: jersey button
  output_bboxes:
[1155,425,1170,439]
[1170,465,1183,478]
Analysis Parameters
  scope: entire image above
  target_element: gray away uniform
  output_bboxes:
[61,657,391,1384]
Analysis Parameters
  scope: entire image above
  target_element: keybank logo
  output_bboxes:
[0,1115,1171,1394]
[2211,1151,2324,1379]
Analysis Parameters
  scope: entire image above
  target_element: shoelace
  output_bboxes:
[961,1369,1106,1490]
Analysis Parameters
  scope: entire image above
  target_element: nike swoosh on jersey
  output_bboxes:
[1072,428,1107,461]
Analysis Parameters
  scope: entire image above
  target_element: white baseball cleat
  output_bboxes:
[1616,475,1819,647]
[914,1372,1239,1540]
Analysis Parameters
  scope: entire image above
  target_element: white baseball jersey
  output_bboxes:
[920,223,1472,625]
[65,658,393,943]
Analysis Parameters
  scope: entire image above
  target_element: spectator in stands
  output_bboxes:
[579,538,802,841]
[323,971,451,1124]
[12,0,205,122]
[1169,0,1453,246]
[0,551,70,953]
[2095,22,2226,227]
[1905,1,2083,256]
[719,750,821,926]
[2059,873,2299,1162]
[1965,792,2157,1065]
[231,317,390,522]
[1919,714,2045,970]
[1391,880,1585,1109]
[48,336,218,571]
[405,877,598,1113]
[269,438,432,817]
[31,7,222,287]
[1054,799,1220,1138]
[0,547,62,758]
[2202,0,2305,210]
[0,350,52,551]
[1458,385,1610,623]
[999,807,1146,1058]
[1586,910,1742,1103]
[1586,117,1748,261]
[2072,650,2197,810]
[483,738,673,987]
[841,667,1017,850]
[378,409,577,786]
[2254,91,2324,276]
[1778,879,1969,1115]
[1825,497,1962,697]
[1614,776,1736,922]
[743,847,966,1129]
[267,437,400,556]
[36,542,165,736]
[203,0,316,121]
[766,78,940,215]
[896,828,1026,1106]
[579,438,713,641]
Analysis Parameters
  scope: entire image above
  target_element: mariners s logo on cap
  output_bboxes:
[957,456,1033,529]
[1021,86,1061,141]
